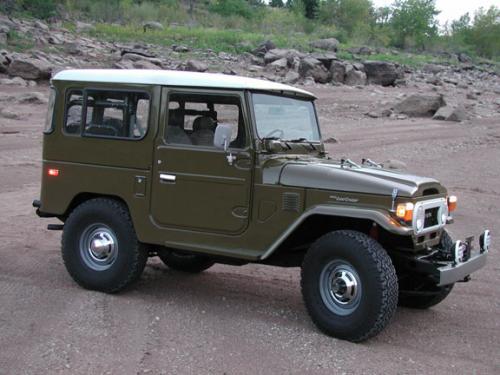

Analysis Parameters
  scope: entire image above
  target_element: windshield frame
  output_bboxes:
[249,91,322,144]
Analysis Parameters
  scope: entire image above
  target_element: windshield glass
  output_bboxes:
[252,93,320,142]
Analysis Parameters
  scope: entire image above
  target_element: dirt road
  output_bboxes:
[0,83,499,374]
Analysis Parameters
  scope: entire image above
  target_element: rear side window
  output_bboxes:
[63,89,150,139]
[44,87,56,134]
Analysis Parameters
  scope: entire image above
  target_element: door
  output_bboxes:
[150,88,253,234]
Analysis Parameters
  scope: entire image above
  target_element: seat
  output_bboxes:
[166,109,192,145]
[191,116,215,146]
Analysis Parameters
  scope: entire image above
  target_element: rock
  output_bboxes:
[0,93,15,102]
[309,52,337,69]
[396,114,408,120]
[7,58,52,80]
[457,52,472,63]
[121,53,162,66]
[298,57,330,83]
[0,32,7,45]
[269,57,288,70]
[432,105,467,122]
[264,49,300,64]
[0,53,9,73]
[466,91,478,100]
[133,59,160,70]
[384,159,407,170]
[366,111,380,118]
[394,94,445,117]
[283,71,300,84]
[330,61,345,84]
[344,65,366,86]
[172,45,190,53]
[248,65,263,73]
[185,59,208,72]
[252,40,276,57]
[0,76,27,86]
[143,21,164,32]
[423,63,444,74]
[347,46,374,55]
[120,48,155,58]
[0,108,20,120]
[16,92,47,104]
[324,137,338,144]
[48,34,64,45]
[310,38,339,52]
[65,42,81,55]
[34,20,49,31]
[363,61,400,86]
[75,21,95,33]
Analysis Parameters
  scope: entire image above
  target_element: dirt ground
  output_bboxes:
[0,82,499,374]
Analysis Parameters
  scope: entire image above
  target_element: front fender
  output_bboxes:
[260,205,412,260]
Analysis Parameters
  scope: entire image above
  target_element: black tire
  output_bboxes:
[158,250,214,273]
[62,198,147,293]
[398,230,455,309]
[301,230,398,342]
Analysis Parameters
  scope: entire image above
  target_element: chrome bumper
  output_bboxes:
[437,250,488,286]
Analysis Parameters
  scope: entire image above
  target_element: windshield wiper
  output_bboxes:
[285,138,317,151]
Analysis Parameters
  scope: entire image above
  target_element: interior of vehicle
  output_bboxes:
[166,93,246,148]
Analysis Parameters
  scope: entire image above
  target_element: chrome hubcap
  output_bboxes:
[320,261,362,316]
[80,225,118,271]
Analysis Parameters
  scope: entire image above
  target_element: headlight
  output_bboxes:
[415,206,425,233]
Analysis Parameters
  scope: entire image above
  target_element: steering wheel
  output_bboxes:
[264,129,284,139]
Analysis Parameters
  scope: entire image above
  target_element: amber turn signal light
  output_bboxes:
[448,195,457,212]
[396,202,414,222]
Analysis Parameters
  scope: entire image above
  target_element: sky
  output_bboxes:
[372,0,499,25]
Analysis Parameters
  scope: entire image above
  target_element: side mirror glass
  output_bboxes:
[214,123,233,150]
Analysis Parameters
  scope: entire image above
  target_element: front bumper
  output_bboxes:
[437,249,488,286]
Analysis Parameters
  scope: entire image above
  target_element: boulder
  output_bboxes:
[269,57,288,70]
[383,159,407,170]
[263,49,300,64]
[0,53,9,73]
[133,59,160,70]
[34,20,49,31]
[252,40,276,57]
[423,63,444,74]
[0,108,20,120]
[283,71,300,84]
[48,34,64,45]
[0,77,27,86]
[310,38,339,52]
[7,58,52,80]
[298,57,331,83]
[394,94,445,117]
[185,59,208,72]
[432,105,467,122]
[143,21,164,32]
[330,61,346,83]
[16,92,47,104]
[0,32,7,45]
[363,61,400,86]
[172,45,190,53]
[348,46,374,55]
[457,52,472,63]
[344,65,366,86]
[75,21,95,33]
[309,52,337,70]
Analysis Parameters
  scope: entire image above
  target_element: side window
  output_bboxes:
[64,90,83,134]
[165,93,246,148]
[43,87,56,134]
[84,90,150,139]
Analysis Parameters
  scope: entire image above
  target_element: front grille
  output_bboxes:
[424,207,439,228]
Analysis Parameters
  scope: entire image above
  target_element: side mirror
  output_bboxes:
[214,123,236,166]
[213,123,233,151]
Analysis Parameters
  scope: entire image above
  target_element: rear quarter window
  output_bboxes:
[43,87,57,134]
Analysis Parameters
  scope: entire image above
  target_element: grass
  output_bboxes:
[4,30,35,52]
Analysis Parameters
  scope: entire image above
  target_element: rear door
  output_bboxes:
[150,88,253,234]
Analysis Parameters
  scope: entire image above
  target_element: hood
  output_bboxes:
[265,159,444,197]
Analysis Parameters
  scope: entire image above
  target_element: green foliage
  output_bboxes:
[5,30,35,51]
[0,0,58,19]
[208,0,253,19]
[270,0,284,8]
[319,0,372,36]
[390,0,439,49]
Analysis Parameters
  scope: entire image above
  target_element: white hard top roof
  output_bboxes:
[52,69,315,99]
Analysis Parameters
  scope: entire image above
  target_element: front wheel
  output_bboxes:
[301,230,398,342]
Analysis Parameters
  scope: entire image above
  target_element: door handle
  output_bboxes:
[159,173,176,182]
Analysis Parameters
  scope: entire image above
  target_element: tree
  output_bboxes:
[464,6,499,59]
[319,0,373,36]
[390,0,439,49]
[270,0,284,7]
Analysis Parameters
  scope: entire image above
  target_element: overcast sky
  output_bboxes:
[372,0,498,25]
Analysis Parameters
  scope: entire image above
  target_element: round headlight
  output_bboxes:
[415,206,425,232]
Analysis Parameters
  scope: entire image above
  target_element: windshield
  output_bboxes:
[252,93,320,142]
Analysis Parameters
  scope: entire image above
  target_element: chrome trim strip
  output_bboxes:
[413,197,447,235]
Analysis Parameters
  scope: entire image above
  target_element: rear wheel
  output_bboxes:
[62,198,147,293]
[158,250,214,273]
[301,230,398,342]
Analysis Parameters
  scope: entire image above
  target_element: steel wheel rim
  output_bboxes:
[319,260,362,316]
[79,224,118,271]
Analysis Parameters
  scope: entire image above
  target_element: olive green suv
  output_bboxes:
[34,69,490,342]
